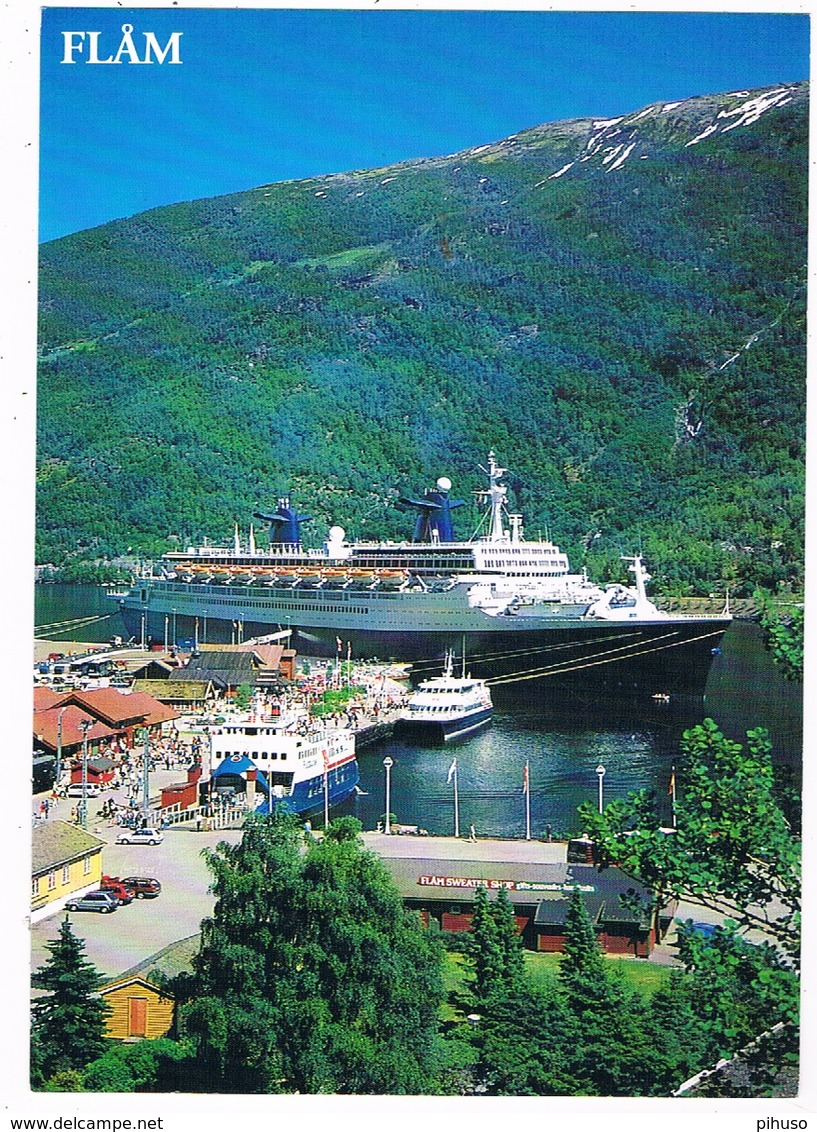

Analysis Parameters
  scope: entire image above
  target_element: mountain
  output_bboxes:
[37,83,807,597]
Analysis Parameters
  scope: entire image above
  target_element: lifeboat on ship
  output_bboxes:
[295,567,324,588]
[348,569,377,588]
[376,569,408,589]
[272,567,300,585]
[322,568,351,588]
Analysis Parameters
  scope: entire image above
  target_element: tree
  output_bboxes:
[176,811,444,1093]
[758,601,804,682]
[82,1039,190,1093]
[556,889,658,1096]
[31,917,112,1086]
[578,719,800,958]
[467,886,505,1003]
[234,684,253,710]
[559,889,608,1010]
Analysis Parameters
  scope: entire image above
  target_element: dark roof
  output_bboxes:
[377,856,652,924]
[171,652,258,687]
[32,820,105,874]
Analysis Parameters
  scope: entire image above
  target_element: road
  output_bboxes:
[31,775,241,981]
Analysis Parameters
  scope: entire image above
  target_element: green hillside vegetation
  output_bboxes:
[37,84,807,598]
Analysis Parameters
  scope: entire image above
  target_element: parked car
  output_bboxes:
[67,783,101,798]
[64,890,119,914]
[120,876,162,899]
[99,876,135,905]
[116,828,164,846]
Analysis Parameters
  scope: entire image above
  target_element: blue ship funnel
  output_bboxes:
[399,476,465,543]
[254,500,311,545]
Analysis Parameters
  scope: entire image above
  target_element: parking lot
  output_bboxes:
[31,778,241,981]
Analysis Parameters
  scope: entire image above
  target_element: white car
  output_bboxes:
[66,783,101,798]
[116,828,164,846]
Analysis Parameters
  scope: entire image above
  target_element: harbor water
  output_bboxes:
[35,585,802,838]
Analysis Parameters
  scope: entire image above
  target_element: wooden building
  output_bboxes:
[98,976,174,1041]
[31,821,105,919]
[377,855,675,958]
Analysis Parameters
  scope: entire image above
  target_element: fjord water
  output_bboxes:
[352,619,802,838]
[35,586,801,838]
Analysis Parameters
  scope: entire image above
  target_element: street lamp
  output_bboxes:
[596,764,606,814]
[172,607,178,649]
[383,756,394,835]
[78,718,93,829]
[141,727,151,823]
[55,706,67,790]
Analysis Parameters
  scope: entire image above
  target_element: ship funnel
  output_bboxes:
[253,501,311,546]
[398,476,465,543]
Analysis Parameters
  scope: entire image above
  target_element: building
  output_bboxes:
[131,677,217,709]
[31,820,106,921]
[377,854,675,958]
[169,649,263,695]
[33,687,180,766]
[98,976,175,1042]
[160,764,203,814]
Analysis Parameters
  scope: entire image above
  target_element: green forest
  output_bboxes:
[36,83,807,599]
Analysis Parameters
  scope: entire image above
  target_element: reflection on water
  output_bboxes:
[35,589,801,838]
[351,621,802,838]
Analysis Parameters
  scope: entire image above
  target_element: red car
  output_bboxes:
[100,876,135,905]
[119,875,162,899]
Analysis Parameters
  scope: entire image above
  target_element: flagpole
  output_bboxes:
[670,765,677,828]
[525,760,531,841]
[454,763,460,838]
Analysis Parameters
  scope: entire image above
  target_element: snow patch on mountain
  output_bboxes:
[608,143,636,171]
[718,88,792,132]
[548,162,575,180]
[686,124,718,147]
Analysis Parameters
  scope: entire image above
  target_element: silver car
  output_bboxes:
[64,890,119,914]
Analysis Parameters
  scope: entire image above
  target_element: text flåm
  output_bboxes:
[61,25,182,64]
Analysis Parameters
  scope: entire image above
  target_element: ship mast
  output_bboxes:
[476,450,509,542]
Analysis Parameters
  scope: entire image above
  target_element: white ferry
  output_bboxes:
[208,707,358,816]
[397,652,493,742]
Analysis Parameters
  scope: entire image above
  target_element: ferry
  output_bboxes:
[111,452,731,695]
[397,652,493,741]
[207,707,359,817]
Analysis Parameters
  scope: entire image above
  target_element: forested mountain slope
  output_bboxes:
[37,83,807,596]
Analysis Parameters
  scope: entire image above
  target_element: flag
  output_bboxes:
[523,761,530,794]
[346,641,351,660]
[336,636,342,651]
[668,770,676,795]
[447,759,457,784]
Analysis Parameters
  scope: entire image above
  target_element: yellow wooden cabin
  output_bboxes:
[98,976,175,1042]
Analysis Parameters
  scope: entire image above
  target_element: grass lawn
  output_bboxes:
[440,947,669,1019]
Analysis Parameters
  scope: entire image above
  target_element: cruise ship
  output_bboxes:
[111,453,731,694]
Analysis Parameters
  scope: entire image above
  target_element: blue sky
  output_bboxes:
[39,8,810,243]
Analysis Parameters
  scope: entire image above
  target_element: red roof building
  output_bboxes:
[33,688,179,757]
[33,704,119,757]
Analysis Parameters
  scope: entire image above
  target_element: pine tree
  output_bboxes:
[492,887,525,993]
[467,885,505,1003]
[31,917,111,1086]
[559,888,607,1007]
